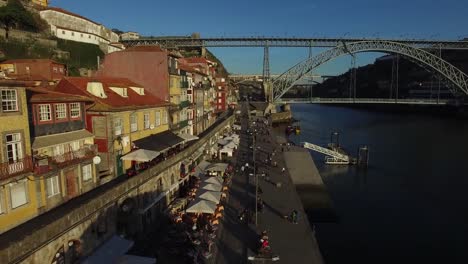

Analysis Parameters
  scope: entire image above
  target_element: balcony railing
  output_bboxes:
[180,81,189,88]
[179,120,189,128]
[179,100,191,109]
[34,145,97,175]
[0,156,34,180]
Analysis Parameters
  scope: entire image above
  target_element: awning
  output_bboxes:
[196,190,222,203]
[121,149,160,162]
[220,147,234,156]
[133,131,184,152]
[205,163,228,172]
[179,133,199,143]
[186,198,217,214]
[225,142,237,149]
[32,129,94,149]
[83,235,134,264]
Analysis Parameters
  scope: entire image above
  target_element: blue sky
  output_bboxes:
[51,0,468,75]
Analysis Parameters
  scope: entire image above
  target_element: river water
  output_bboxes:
[287,104,468,264]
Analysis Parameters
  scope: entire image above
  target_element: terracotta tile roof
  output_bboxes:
[178,63,196,73]
[183,57,214,64]
[125,46,166,52]
[44,7,101,26]
[1,59,63,65]
[54,77,171,112]
[0,80,40,87]
[27,87,94,103]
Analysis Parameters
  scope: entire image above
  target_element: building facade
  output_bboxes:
[0,81,36,234]
[0,59,66,82]
[40,7,122,53]
[96,46,170,102]
[54,77,171,183]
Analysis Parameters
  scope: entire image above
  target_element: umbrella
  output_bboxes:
[206,163,229,172]
[186,199,217,214]
[120,149,160,162]
[225,142,237,149]
[203,177,222,186]
[197,190,222,203]
[201,183,223,192]
[217,139,230,146]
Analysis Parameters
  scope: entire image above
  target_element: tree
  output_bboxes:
[0,0,37,40]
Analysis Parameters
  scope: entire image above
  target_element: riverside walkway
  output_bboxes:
[212,102,324,264]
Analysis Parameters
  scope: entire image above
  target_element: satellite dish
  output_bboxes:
[150,124,155,129]
[93,156,101,165]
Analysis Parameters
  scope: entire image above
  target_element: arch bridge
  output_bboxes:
[271,40,468,103]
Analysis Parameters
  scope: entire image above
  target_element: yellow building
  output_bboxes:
[55,77,172,183]
[0,81,37,234]
[31,0,48,7]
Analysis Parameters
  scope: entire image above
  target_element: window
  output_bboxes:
[82,164,92,181]
[71,32,74,36]
[155,111,161,126]
[218,99,222,103]
[0,193,4,214]
[62,30,66,34]
[10,181,27,209]
[39,104,51,121]
[6,133,22,162]
[88,35,91,39]
[53,144,65,156]
[114,118,122,135]
[55,103,66,119]
[162,110,168,124]
[46,175,60,197]
[1,89,18,112]
[70,103,80,118]
[53,67,58,73]
[122,88,128,97]
[130,114,137,132]
[70,141,80,151]
[80,34,83,37]
[218,92,222,97]
[144,113,150,129]
[59,67,64,73]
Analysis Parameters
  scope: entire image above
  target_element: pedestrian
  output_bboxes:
[291,209,299,224]
[282,167,286,173]
[241,166,245,172]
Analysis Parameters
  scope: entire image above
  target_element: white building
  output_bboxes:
[120,31,140,40]
[40,7,123,53]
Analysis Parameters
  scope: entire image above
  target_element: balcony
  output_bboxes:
[179,100,191,109]
[180,81,189,88]
[0,156,34,181]
[179,120,189,129]
[34,145,97,175]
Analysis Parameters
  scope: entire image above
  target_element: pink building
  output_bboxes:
[96,46,170,102]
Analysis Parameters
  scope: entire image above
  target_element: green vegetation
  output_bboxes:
[56,39,104,76]
[0,38,54,59]
[0,0,46,39]
[205,49,229,77]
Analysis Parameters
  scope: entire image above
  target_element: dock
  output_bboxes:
[212,102,325,264]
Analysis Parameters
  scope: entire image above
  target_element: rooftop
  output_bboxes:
[43,7,102,26]
[54,77,171,111]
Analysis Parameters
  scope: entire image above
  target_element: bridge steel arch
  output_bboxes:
[272,41,468,102]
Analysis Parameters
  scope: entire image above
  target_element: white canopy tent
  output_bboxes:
[203,176,223,185]
[206,163,229,172]
[220,147,234,157]
[224,142,237,149]
[186,199,218,214]
[196,190,222,203]
[217,139,230,146]
[120,149,160,162]
[179,133,199,143]
[201,183,223,192]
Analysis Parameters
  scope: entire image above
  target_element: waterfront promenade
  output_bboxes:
[213,102,324,264]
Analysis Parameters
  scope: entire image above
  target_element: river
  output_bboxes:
[287,104,468,264]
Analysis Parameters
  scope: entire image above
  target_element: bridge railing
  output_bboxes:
[277,97,454,105]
